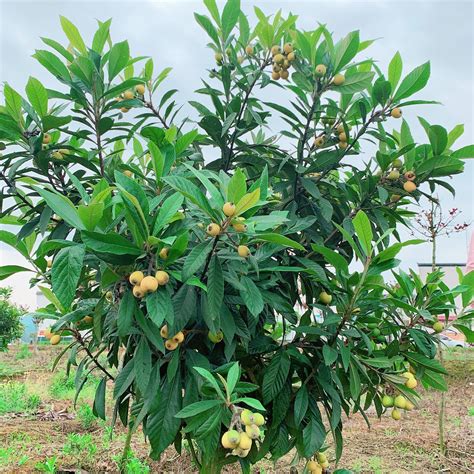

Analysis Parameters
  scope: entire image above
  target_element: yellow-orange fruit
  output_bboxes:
[172,331,185,344]
[271,71,280,81]
[333,73,345,85]
[160,325,168,338]
[280,69,289,80]
[42,133,51,144]
[403,181,417,193]
[135,84,146,95]
[233,222,247,233]
[223,202,236,217]
[165,339,179,350]
[133,285,145,298]
[404,171,416,181]
[129,271,144,286]
[271,45,281,56]
[338,141,348,150]
[391,107,402,118]
[50,334,61,345]
[245,45,254,55]
[123,90,134,100]
[238,245,250,258]
[207,223,221,236]
[159,247,169,259]
[283,43,293,54]
[273,53,285,65]
[140,276,159,293]
[338,132,348,142]
[155,270,169,286]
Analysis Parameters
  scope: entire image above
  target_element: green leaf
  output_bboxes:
[388,51,402,91]
[92,19,112,54]
[33,50,71,81]
[32,186,84,230]
[294,385,309,426]
[234,188,260,215]
[147,288,174,328]
[175,399,222,418]
[113,359,135,398]
[182,241,213,282]
[118,290,136,337]
[262,351,290,403]
[323,345,338,365]
[25,77,48,118]
[352,210,373,257]
[255,233,304,251]
[334,72,374,95]
[428,125,448,155]
[163,176,215,218]
[446,124,464,149]
[227,168,247,204]
[60,16,87,54]
[452,145,474,159]
[3,84,23,123]
[0,230,30,259]
[81,231,142,261]
[38,285,64,313]
[333,31,359,71]
[405,352,447,374]
[221,0,240,39]
[134,338,152,394]
[193,367,225,400]
[51,245,85,310]
[233,397,266,411]
[311,244,348,274]
[108,41,130,81]
[207,256,224,321]
[226,362,240,396]
[394,61,430,101]
[194,13,220,46]
[0,265,32,281]
[78,203,104,231]
[303,417,326,458]
[240,276,264,318]
[92,377,107,420]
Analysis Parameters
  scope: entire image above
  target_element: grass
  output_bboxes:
[49,369,99,401]
[76,403,99,430]
[0,382,41,414]
[14,344,32,360]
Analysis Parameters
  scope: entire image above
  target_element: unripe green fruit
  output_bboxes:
[42,133,51,144]
[392,158,403,169]
[253,413,265,426]
[315,64,327,76]
[333,73,345,85]
[240,409,255,426]
[317,452,327,464]
[432,321,444,333]
[105,291,113,302]
[319,291,332,305]
[388,170,400,180]
[215,52,223,64]
[238,432,252,450]
[391,408,402,420]
[367,322,378,329]
[394,395,407,409]
[208,331,224,343]
[227,430,241,446]
[390,194,401,203]
[382,395,394,407]
[371,328,381,337]
[245,423,260,439]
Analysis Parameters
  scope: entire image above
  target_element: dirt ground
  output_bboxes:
[0,345,473,473]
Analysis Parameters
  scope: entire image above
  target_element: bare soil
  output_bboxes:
[0,345,473,473]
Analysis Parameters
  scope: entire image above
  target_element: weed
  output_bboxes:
[35,456,57,473]
[62,433,97,458]
[468,407,474,416]
[0,382,41,414]
[112,452,150,474]
[15,344,32,360]
[77,403,98,430]
[49,370,99,401]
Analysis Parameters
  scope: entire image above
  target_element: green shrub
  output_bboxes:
[0,382,41,414]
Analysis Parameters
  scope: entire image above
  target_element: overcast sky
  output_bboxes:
[0,0,473,309]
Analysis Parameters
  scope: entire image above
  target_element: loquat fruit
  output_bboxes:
[403,181,417,193]
[129,271,144,286]
[238,245,250,258]
[42,134,51,144]
[160,325,168,338]
[283,42,293,54]
[319,291,332,304]
[159,247,169,260]
[50,334,61,345]
[155,270,169,286]
[333,73,345,85]
[133,285,145,298]
[207,223,221,236]
[172,331,185,344]
[223,201,236,217]
[135,84,146,95]
[391,408,402,420]
[245,423,260,440]
[165,339,179,350]
[391,108,402,119]
[315,64,327,76]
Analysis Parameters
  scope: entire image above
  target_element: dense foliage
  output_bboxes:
[0,287,24,350]
[1,1,473,472]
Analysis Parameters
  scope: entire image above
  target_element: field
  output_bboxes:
[0,345,473,473]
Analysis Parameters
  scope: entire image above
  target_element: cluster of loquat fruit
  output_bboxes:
[44,327,61,345]
[382,370,419,420]
[159,324,185,351]
[128,269,169,299]
[306,452,330,473]
[205,201,251,258]
[270,43,295,81]
[115,83,146,113]
[41,133,71,160]
[313,121,350,151]
[221,409,265,458]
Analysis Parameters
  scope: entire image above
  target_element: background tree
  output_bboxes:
[410,200,470,456]
[0,287,25,350]
[0,1,474,472]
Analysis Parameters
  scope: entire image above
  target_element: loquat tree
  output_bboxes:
[1,1,474,472]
